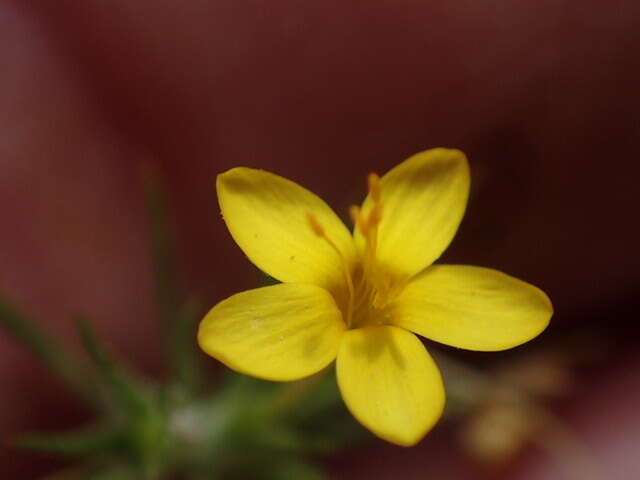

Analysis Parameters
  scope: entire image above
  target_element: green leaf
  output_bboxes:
[144,172,181,325]
[75,316,151,417]
[86,465,139,480]
[0,294,97,406]
[264,458,325,480]
[13,427,122,457]
[171,297,205,395]
[76,317,169,478]
[144,170,203,393]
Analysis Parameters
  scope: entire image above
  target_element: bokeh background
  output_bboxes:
[1,1,639,478]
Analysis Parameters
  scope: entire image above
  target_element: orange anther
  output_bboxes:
[368,173,381,203]
[349,205,367,233]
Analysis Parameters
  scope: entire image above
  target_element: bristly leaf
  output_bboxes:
[52,465,139,480]
[144,169,198,391]
[88,468,139,480]
[75,316,151,417]
[172,297,205,395]
[144,171,182,322]
[75,317,169,478]
[13,427,122,457]
[0,294,97,406]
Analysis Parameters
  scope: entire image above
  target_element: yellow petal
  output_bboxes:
[390,265,552,351]
[357,148,470,280]
[217,167,356,292]
[336,326,445,446]
[198,283,345,381]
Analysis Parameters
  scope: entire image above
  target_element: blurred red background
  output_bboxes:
[1,0,639,477]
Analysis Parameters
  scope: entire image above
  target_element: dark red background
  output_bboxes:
[1,1,639,477]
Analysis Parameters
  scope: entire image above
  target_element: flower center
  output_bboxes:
[307,173,403,328]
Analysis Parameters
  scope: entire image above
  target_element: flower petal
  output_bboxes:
[336,326,445,446]
[198,283,345,381]
[390,265,552,351]
[357,148,470,280]
[217,167,356,292]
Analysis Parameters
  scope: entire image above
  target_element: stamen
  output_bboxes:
[351,172,395,313]
[364,172,383,236]
[306,212,355,327]
[368,203,383,228]
[362,173,384,271]
[368,173,381,203]
[349,205,368,234]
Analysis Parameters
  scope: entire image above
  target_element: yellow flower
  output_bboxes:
[198,148,552,446]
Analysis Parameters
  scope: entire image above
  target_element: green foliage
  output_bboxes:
[0,172,365,479]
[0,295,98,406]
[13,427,122,457]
